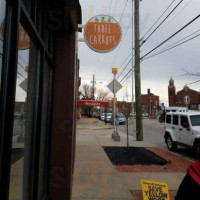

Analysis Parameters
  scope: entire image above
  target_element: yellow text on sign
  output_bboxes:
[141,179,170,200]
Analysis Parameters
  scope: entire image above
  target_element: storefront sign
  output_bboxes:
[84,15,122,53]
[141,179,170,200]
[77,100,109,107]
[0,21,30,50]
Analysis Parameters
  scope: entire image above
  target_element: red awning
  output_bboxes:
[77,100,109,107]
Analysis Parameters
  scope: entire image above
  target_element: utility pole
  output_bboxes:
[134,0,143,141]
[131,0,135,135]
[91,74,96,100]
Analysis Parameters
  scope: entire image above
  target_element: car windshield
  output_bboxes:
[117,113,124,117]
[190,115,200,126]
[106,113,112,117]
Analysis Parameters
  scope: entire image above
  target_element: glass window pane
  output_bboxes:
[173,115,179,125]
[0,0,6,91]
[180,116,189,126]
[166,115,171,124]
[9,25,31,200]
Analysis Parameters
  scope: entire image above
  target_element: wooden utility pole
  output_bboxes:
[134,0,143,141]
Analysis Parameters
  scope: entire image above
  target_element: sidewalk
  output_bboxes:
[72,117,190,200]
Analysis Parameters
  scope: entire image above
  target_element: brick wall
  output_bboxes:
[142,89,159,116]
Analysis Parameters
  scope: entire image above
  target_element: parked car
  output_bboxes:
[99,113,105,121]
[105,113,113,123]
[164,112,200,155]
[111,112,126,125]
[142,113,149,118]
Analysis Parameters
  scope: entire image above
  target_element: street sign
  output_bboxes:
[77,100,109,107]
[107,79,122,94]
[84,15,122,53]
[19,78,28,92]
[141,179,170,200]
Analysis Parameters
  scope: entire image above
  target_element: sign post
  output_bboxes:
[108,68,121,141]
[84,15,122,53]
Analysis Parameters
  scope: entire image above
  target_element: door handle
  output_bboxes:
[172,127,175,129]
[179,128,183,131]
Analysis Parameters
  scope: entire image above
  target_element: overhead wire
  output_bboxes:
[142,0,184,45]
[147,0,194,44]
[142,0,177,39]
[141,14,200,59]
[143,30,200,60]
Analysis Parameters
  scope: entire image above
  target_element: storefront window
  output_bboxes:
[9,25,31,200]
[0,0,6,91]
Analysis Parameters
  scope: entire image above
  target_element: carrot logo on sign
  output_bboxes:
[84,15,122,53]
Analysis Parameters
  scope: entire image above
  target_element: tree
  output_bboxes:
[117,101,133,150]
[81,83,95,100]
[80,83,111,117]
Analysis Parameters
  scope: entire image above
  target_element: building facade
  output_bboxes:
[0,0,82,200]
[168,78,200,110]
[141,89,160,116]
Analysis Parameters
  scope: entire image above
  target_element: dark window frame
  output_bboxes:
[0,0,54,199]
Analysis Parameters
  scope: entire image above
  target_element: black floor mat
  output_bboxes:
[103,147,168,165]
[11,148,24,165]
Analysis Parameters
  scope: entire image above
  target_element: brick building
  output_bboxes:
[142,89,160,116]
[168,77,200,110]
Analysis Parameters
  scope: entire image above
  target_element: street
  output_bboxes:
[118,118,195,161]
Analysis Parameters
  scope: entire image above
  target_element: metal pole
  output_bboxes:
[131,0,135,136]
[112,73,120,141]
[134,0,143,141]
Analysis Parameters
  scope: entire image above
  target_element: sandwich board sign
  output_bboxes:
[84,15,122,53]
[141,179,170,200]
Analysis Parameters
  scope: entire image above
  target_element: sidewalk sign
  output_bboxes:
[141,179,170,200]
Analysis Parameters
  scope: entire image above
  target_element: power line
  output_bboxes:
[142,0,177,39]
[143,32,200,60]
[148,0,194,45]
[142,0,184,45]
[112,0,119,15]
[177,79,200,89]
[108,0,113,15]
[109,18,132,71]
[119,0,129,23]
[118,56,133,79]
[141,14,200,59]
[118,51,132,71]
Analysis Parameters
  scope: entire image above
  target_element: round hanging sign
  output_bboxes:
[0,21,30,50]
[84,15,122,53]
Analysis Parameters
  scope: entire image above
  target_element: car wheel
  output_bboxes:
[166,135,177,151]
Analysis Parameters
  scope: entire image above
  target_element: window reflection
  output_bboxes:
[9,25,30,200]
[0,0,6,91]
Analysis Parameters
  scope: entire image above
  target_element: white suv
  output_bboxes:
[164,112,200,154]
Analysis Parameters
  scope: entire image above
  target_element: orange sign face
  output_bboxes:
[0,21,30,50]
[84,15,122,53]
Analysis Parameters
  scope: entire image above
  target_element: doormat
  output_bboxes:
[103,147,168,165]
[11,148,24,165]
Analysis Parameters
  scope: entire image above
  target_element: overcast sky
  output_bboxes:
[78,0,200,106]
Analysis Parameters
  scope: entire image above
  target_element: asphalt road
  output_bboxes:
[118,118,195,161]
